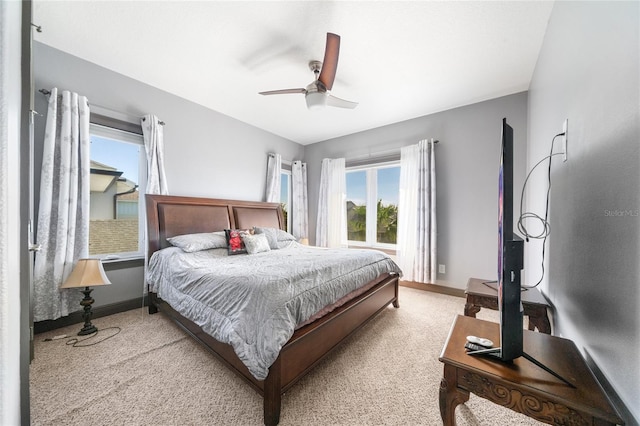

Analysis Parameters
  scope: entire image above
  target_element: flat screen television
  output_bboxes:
[497,117,524,361]
[469,119,573,386]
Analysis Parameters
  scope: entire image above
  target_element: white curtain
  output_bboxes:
[265,153,281,203]
[141,114,168,299]
[291,161,308,239]
[33,88,90,321]
[141,114,168,195]
[316,158,347,248]
[397,139,437,283]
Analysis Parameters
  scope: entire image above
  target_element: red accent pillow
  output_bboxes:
[225,229,250,255]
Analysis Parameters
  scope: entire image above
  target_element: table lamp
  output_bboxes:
[61,259,111,335]
[299,238,309,246]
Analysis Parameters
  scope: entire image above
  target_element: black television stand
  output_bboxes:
[467,347,575,388]
[521,351,575,388]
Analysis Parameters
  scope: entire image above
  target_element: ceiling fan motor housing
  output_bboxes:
[308,60,322,74]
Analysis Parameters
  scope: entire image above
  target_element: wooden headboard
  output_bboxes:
[145,194,284,258]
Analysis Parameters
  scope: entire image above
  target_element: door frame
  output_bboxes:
[20,0,34,423]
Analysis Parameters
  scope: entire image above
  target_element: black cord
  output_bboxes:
[518,133,565,289]
[65,326,122,347]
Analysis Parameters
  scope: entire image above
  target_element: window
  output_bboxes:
[280,170,291,231]
[346,170,367,242]
[89,122,146,258]
[346,163,400,248]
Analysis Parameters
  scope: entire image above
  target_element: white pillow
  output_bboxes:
[253,226,279,249]
[241,233,271,254]
[167,231,227,253]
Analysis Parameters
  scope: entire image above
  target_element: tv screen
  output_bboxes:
[497,118,524,361]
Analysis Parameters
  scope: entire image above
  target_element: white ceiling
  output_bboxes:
[33,1,554,145]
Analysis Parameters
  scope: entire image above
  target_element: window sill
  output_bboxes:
[91,254,145,270]
[346,244,396,256]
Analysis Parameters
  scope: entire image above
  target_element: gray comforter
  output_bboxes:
[147,243,401,380]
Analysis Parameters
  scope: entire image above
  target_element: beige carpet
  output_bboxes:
[30,287,544,425]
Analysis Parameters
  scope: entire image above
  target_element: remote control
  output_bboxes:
[466,335,494,348]
[464,342,486,352]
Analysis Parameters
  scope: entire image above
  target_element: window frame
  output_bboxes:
[88,116,147,261]
[346,160,400,250]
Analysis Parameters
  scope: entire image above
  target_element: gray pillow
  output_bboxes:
[241,233,271,254]
[253,227,279,249]
[276,229,297,242]
[167,231,227,252]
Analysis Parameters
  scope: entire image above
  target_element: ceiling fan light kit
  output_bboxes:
[305,91,327,110]
[259,32,358,110]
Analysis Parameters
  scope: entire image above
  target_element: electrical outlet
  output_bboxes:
[562,119,568,162]
[438,264,446,274]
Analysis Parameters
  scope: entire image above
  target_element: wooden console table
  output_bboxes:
[465,277,551,334]
[438,315,623,426]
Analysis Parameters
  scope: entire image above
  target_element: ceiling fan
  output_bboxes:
[259,33,358,110]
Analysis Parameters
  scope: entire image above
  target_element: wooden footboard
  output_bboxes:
[149,272,399,425]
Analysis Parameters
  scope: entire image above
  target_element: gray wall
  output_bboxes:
[305,93,528,289]
[33,42,304,307]
[527,2,639,422]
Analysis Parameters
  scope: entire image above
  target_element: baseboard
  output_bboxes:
[399,281,465,298]
[583,349,636,425]
[34,296,148,335]
[35,284,463,334]
[34,283,463,334]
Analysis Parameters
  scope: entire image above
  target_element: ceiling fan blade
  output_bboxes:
[318,33,340,91]
[259,88,306,96]
[326,94,358,109]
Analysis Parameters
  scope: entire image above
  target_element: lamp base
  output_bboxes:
[78,286,98,336]
[78,324,98,336]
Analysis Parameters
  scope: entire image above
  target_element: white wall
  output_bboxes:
[527,2,639,422]
[0,1,24,424]
[305,93,528,290]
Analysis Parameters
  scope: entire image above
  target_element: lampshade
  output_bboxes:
[299,238,309,246]
[61,259,112,289]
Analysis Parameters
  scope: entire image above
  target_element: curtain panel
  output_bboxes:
[291,161,309,239]
[316,158,347,248]
[397,139,437,283]
[142,114,168,298]
[141,114,168,195]
[33,88,90,321]
[265,153,281,203]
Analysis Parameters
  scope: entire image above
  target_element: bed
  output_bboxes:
[145,194,401,425]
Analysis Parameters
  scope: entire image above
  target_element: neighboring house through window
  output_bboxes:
[346,162,400,249]
[89,117,146,258]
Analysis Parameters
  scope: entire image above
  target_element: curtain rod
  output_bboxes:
[345,139,439,168]
[38,89,165,126]
[142,116,166,126]
[268,152,292,167]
